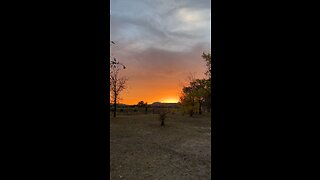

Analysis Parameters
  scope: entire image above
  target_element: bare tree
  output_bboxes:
[110,42,127,118]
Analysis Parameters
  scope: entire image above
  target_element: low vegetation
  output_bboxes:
[110,113,211,179]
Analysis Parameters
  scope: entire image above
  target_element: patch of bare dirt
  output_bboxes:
[110,114,211,179]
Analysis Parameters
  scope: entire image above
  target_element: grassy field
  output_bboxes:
[110,113,211,179]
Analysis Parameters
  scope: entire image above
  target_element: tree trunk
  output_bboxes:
[113,93,117,118]
[199,101,202,115]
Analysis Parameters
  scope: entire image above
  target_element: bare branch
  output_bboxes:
[109,45,128,117]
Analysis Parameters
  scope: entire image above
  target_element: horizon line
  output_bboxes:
[113,101,180,105]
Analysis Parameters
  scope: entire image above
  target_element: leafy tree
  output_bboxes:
[190,79,209,115]
[180,86,196,116]
[204,80,211,112]
[137,101,149,113]
[137,101,145,107]
[180,79,209,115]
[180,52,211,115]
[202,52,211,112]
[202,52,211,79]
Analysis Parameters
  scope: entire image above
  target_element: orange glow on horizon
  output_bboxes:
[111,52,207,106]
[119,92,180,105]
[113,64,207,105]
[160,97,179,103]
[110,0,210,107]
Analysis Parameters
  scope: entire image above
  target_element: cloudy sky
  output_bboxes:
[111,0,211,105]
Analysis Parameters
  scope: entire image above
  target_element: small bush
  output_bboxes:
[159,112,167,126]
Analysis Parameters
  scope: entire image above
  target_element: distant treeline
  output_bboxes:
[109,105,211,116]
[110,106,180,115]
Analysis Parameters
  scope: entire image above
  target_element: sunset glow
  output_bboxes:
[111,0,210,105]
[160,98,180,103]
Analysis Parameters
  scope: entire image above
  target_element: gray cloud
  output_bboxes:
[110,0,211,103]
[111,0,210,52]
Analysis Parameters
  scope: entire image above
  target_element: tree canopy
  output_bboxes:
[180,52,211,116]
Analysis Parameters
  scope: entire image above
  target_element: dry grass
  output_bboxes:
[110,113,211,179]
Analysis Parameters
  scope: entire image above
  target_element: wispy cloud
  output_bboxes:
[110,0,211,104]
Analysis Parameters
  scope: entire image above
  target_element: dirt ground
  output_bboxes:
[110,113,211,179]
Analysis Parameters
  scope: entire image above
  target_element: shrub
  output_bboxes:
[159,111,167,126]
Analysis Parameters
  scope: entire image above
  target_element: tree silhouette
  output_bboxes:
[180,52,211,115]
[110,41,127,118]
[202,52,211,112]
[137,101,145,107]
[137,101,148,113]
[202,52,211,79]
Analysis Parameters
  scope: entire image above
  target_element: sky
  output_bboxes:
[110,0,211,105]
